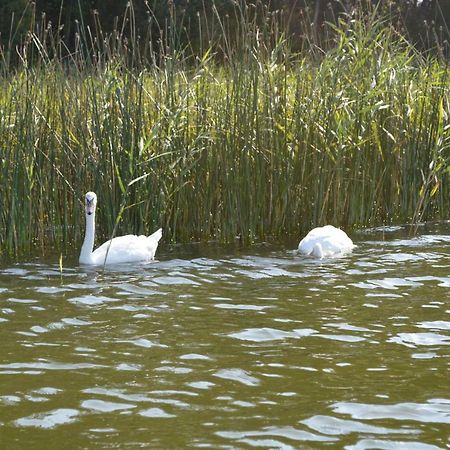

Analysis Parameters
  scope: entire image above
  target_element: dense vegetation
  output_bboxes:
[0,2,449,257]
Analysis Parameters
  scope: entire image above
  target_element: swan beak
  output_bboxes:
[86,201,96,216]
[85,192,97,216]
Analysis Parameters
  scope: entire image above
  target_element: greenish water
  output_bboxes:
[0,225,449,449]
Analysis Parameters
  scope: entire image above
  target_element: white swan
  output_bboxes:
[298,225,355,259]
[79,192,162,265]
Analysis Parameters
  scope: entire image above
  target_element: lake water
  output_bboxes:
[0,224,449,449]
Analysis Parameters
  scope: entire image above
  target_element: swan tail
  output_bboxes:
[148,228,163,244]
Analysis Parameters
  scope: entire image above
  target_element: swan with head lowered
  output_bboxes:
[79,192,162,265]
[298,225,355,259]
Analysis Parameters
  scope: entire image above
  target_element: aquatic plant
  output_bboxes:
[0,4,449,257]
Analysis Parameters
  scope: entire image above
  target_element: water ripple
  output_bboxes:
[0,229,449,448]
[81,399,136,412]
[301,414,419,436]
[14,408,80,429]
[138,407,175,418]
[216,426,338,443]
[388,332,450,347]
[228,327,317,342]
[345,439,443,450]
[0,362,107,371]
[332,399,450,424]
[213,368,260,386]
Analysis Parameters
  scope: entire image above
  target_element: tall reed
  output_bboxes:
[0,3,449,257]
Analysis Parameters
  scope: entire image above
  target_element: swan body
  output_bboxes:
[298,225,354,259]
[79,192,162,265]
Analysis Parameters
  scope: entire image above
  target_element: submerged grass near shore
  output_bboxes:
[0,9,449,257]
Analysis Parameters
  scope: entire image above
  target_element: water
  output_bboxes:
[1,225,449,449]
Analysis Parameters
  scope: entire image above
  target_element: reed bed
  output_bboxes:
[0,7,449,257]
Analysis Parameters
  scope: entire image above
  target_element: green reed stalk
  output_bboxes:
[0,4,449,258]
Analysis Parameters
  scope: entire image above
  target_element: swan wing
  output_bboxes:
[317,235,353,257]
[92,229,162,264]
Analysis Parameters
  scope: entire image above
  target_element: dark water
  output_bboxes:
[1,225,449,449]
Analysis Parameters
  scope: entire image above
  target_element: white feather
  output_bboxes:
[298,225,354,258]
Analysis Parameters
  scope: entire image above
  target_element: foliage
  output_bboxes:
[0,3,449,257]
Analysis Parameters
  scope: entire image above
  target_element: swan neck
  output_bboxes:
[80,212,95,263]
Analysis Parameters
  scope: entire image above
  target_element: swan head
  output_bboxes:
[85,192,97,216]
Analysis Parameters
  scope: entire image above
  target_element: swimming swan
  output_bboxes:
[79,192,162,265]
[298,225,354,259]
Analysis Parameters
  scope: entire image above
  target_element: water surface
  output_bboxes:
[1,225,449,449]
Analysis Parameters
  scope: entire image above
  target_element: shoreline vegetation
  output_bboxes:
[0,1,449,257]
